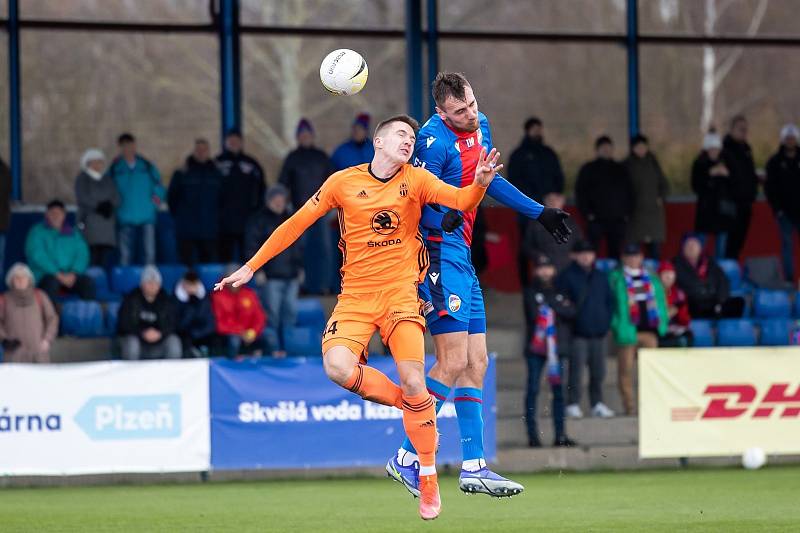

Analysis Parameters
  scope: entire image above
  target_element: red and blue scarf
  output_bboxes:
[623,268,660,330]
[529,303,561,385]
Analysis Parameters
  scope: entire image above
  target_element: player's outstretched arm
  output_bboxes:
[214,203,324,291]
[425,147,500,212]
[487,175,571,244]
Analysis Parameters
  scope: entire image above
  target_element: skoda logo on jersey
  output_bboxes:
[371,209,400,235]
[448,294,462,313]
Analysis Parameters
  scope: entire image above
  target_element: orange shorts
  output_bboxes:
[321,284,426,364]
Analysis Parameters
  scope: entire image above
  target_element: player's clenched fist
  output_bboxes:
[473,147,502,188]
[214,264,254,291]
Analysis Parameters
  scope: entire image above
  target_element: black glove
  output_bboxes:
[95,200,114,219]
[537,207,572,244]
[1,339,21,351]
[441,210,464,233]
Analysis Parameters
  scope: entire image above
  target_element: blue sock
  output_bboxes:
[399,377,450,455]
[454,387,484,461]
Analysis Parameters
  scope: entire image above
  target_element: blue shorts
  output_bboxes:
[418,242,486,335]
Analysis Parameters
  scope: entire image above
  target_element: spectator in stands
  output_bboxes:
[215,129,266,263]
[168,139,223,265]
[117,266,181,360]
[765,123,800,282]
[246,184,302,357]
[75,148,119,268]
[174,270,216,357]
[609,243,668,415]
[523,192,583,274]
[108,133,164,265]
[212,266,267,357]
[691,131,734,259]
[674,233,745,319]
[25,199,95,303]
[508,117,565,285]
[556,240,615,419]
[624,134,669,260]
[657,261,693,347]
[279,118,335,294]
[0,263,58,363]
[575,136,635,259]
[523,253,577,447]
[0,156,11,278]
[722,116,759,260]
[331,113,374,170]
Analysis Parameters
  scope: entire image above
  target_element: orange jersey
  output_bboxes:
[246,163,487,293]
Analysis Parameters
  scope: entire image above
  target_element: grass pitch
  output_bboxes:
[1,466,799,532]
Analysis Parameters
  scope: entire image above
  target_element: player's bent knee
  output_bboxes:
[323,346,358,386]
[396,360,426,396]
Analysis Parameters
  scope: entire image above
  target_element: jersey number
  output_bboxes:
[325,321,338,337]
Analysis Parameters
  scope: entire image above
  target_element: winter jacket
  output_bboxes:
[608,267,669,346]
[523,216,583,273]
[0,288,58,363]
[107,155,165,225]
[722,135,758,204]
[523,278,576,356]
[673,254,730,318]
[555,261,614,338]
[624,152,669,243]
[211,286,266,336]
[665,285,691,330]
[75,171,120,247]
[507,136,565,202]
[168,156,223,240]
[691,151,737,233]
[331,139,375,171]
[215,150,266,235]
[117,288,177,341]
[765,145,800,224]
[0,157,11,232]
[25,221,90,282]
[174,284,216,341]
[575,158,635,222]
[279,146,334,210]
[245,208,303,279]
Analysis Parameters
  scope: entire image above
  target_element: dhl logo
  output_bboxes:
[671,384,800,421]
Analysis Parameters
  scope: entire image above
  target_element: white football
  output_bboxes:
[742,447,767,470]
[320,49,368,96]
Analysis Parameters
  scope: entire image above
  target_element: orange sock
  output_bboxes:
[402,392,437,468]
[343,364,403,409]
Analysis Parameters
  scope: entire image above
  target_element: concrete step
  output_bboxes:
[497,415,638,448]
[484,290,525,328]
[497,386,626,419]
[50,338,111,363]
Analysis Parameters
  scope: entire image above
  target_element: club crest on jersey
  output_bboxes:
[371,209,400,235]
[399,182,408,197]
[448,294,462,313]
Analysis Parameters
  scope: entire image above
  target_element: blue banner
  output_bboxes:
[209,356,496,470]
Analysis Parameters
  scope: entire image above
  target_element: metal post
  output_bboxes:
[626,0,640,139]
[426,0,439,115]
[8,0,21,200]
[218,0,241,142]
[405,0,423,121]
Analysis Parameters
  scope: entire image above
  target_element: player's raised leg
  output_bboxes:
[389,321,441,520]
[322,345,404,409]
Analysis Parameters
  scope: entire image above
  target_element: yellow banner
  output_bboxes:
[639,347,800,458]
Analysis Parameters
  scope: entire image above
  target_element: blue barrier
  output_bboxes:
[209,355,496,470]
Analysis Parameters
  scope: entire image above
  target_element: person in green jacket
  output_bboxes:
[24,199,95,303]
[609,243,668,415]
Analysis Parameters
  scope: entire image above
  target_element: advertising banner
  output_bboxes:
[639,347,800,458]
[0,360,210,475]
[210,356,496,470]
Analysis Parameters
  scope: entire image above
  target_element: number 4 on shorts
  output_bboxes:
[325,321,338,337]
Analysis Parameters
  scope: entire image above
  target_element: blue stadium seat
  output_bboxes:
[158,264,188,293]
[104,301,122,336]
[296,298,326,333]
[110,266,143,296]
[690,319,715,347]
[197,264,225,291]
[60,300,105,338]
[283,326,321,356]
[717,319,757,347]
[718,259,743,292]
[759,318,793,346]
[643,259,659,273]
[753,289,792,318]
[84,267,117,302]
[595,258,618,272]
[795,292,800,318]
